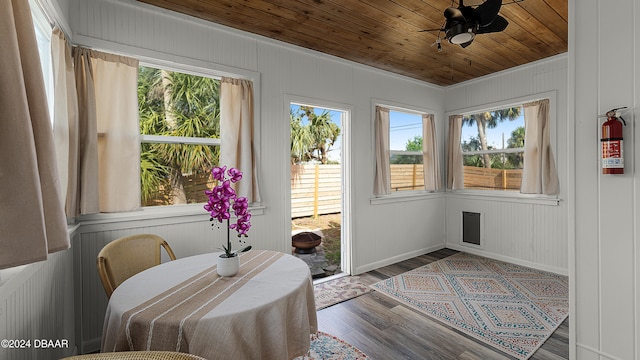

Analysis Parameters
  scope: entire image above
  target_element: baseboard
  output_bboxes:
[353,243,446,275]
[446,244,568,276]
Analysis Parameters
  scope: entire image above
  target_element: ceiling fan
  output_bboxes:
[426,0,509,50]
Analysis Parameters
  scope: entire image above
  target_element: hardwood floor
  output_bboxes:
[315,248,569,360]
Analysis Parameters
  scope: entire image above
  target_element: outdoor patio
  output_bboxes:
[291,213,341,278]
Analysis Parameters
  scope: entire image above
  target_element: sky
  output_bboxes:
[460,113,525,149]
[389,111,422,151]
[290,105,526,162]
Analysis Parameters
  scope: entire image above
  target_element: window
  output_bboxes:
[374,104,438,196]
[389,110,426,192]
[460,105,525,191]
[138,66,221,206]
[30,0,53,124]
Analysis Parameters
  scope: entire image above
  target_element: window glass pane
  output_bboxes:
[138,66,220,138]
[460,105,525,191]
[141,143,219,206]
[389,111,422,151]
[138,66,221,206]
[389,110,425,192]
[31,3,53,125]
[461,106,524,151]
[390,155,424,191]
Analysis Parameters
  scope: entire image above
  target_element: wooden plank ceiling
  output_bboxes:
[137,0,567,86]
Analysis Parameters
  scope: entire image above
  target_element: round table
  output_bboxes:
[101,250,317,359]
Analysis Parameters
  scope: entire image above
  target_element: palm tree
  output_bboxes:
[290,106,340,164]
[507,126,525,168]
[462,107,521,168]
[290,109,313,164]
[138,67,220,205]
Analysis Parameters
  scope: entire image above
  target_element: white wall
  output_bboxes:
[442,55,569,274]
[571,0,639,359]
[66,0,447,351]
[0,242,75,359]
[17,0,637,358]
[68,0,447,271]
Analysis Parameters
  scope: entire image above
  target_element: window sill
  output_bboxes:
[75,203,265,225]
[0,223,80,288]
[370,191,443,205]
[446,190,560,206]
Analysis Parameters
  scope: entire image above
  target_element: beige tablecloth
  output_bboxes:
[101,250,317,359]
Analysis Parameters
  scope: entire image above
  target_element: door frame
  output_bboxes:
[284,95,353,275]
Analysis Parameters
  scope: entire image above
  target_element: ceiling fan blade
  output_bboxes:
[476,15,508,34]
[475,0,502,27]
[444,7,465,22]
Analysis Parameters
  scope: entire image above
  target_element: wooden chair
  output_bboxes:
[97,234,177,298]
[60,351,206,360]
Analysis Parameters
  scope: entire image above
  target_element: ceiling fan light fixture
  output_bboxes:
[446,23,476,44]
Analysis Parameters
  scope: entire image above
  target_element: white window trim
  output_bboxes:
[446,90,559,205]
[463,147,524,156]
[140,134,221,146]
[63,43,262,220]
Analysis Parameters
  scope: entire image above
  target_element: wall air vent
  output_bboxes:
[462,211,481,246]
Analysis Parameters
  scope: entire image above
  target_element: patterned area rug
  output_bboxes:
[314,276,371,310]
[370,252,569,359]
[295,331,368,360]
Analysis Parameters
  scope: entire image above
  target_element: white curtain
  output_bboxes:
[422,113,441,191]
[373,106,391,195]
[446,115,464,190]
[0,0,69,269]
[521,99,559,195]
[220,77,261,203]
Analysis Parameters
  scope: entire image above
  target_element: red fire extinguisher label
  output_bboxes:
[602,139,624,168]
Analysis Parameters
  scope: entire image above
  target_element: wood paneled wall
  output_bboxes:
[572,0,639,359]
[443,55,569,274]
[64,0,573,353]
[0,243,75,358]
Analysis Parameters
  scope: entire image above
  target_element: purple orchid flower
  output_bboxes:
[211,166,227,182]
[227,168,243,183]
[204,166,253,257]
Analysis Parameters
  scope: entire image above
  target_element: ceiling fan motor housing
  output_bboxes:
[446,22,476,44]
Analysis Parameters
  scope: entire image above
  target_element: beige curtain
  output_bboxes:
[51,27,80,216]
[72,47,100,214]
[92,50,141,211]
[521,99,559,195]
[373,106,391,195]
[446,115,464,190]
[0,0,69,269]
[73,48,140,213]
[422,114,441,191]
[220,77,261,203]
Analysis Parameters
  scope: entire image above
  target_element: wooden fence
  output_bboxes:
[144,164,523,210]
[463,166,522,190]
[390,164,425,191]
[291,164,341,218]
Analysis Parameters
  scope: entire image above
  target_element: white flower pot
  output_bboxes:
[217,255,240,277]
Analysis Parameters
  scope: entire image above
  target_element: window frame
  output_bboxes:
[137,64,225,207]
[73,49,262,220]
[446,91,560,205]
[371,100,440,204]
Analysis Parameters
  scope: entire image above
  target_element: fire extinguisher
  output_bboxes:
[600,107,627,174]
